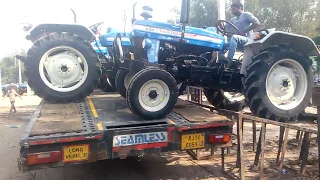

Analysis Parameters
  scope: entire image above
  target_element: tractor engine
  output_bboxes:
[131,36,214,81]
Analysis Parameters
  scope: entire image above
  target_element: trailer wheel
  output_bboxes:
[204,89,245,111]
[115,70,128,98]
[127,68,178,120]
[244,45,313,122]
[24,32,101,103]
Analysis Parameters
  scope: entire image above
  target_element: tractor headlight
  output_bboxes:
[142,38,152,50]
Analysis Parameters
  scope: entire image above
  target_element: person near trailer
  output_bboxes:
[2,88,22,113]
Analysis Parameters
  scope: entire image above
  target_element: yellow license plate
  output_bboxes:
[181,133,205,150]
[63,144,89,163]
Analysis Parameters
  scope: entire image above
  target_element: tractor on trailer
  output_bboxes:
[18,91,233,171]
[20,0,319,121]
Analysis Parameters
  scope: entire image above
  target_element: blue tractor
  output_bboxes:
[20,0,319,121]
[111,0,319,120]
[90,24,132,93]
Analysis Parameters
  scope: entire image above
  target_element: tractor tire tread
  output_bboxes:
[243,45,313,122]
[24,32,101,103]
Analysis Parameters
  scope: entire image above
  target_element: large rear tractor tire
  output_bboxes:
[204,89,245,111]
[24,32,101,103]
[243,45,313,122]
[127,68,178,120]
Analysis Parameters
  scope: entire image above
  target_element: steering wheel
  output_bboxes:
[216,20,240,37]
[89,21,104,33]
[89,21,104,29]
[112,34,124,64]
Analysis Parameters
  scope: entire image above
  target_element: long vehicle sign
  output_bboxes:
[113,132,168,147]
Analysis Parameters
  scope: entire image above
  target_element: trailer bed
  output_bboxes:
[23,91,231,141]
[19,91,233,171]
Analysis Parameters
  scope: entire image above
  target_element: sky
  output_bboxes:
[0,0,181,58]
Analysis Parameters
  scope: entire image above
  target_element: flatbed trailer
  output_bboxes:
[18,90,233,172]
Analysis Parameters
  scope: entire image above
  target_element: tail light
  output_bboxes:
[208,134,230,143]
[27,151,61,165]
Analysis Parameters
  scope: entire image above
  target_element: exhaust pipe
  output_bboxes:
[70,8,77,23]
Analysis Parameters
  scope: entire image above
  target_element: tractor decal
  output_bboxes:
[133,25,223,44]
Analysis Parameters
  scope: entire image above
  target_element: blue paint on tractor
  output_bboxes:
[131,20,225,49]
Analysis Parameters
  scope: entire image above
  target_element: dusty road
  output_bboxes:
[0,95,228,180]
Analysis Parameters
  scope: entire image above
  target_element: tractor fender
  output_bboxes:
[241,31,320,75]
[26,24,96,43]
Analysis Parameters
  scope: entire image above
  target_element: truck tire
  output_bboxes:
[204,89,245,111]
[24,32,101,103]
[127,68,178,120]
[115,70,128,98]
[243,45,313,122]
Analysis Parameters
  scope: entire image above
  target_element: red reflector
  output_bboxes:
[27,151,61,165]
[209,134,230,143]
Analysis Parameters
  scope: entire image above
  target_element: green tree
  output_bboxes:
[167,0,320,37]
[189,0,218,27]
[0,50,27,84]
[244,0,320,37]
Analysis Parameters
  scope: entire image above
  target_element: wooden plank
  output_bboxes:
[252,121,257,152]
[300,132,311,174]
[260,123,266,179]
[221,148,225,171]
[173,99,231,123]
[276,127,285,163]
[254,129,262,166]
[238,114,245,180]
[241,114,317,134]
[279,128,289,170]
[30,102,83,136]
[296,130,301,139]
[298,131,304,146]
[236,115,241,168]
[210,148,215,156]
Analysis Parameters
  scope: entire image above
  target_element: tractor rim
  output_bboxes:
[138,79,170,112]
[220,90,245,103]
[266,58,307,110]
[39,46,88,92]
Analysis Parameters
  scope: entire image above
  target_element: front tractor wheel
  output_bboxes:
[115,70,128,98]
[127,69,178,120]
[24,32,101,103]
[244,46,313,122]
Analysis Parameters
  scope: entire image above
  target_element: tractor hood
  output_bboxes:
[131,20,225,49]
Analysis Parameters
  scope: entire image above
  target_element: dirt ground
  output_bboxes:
[0,95,319,180]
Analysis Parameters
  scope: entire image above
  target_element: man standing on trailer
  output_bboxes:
[3,88,22,113]
[223,2,260,68]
